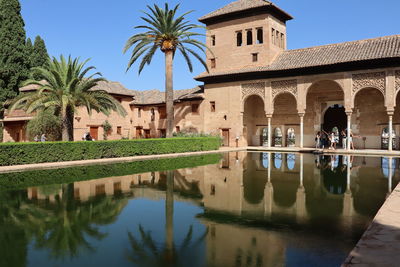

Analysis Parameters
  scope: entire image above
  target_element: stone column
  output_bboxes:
[267,115,272,148]
[388,112,394,151]
[346,112,352,151]
[388,157,393,194]
[299,113,305,148]
[300,154,304,187]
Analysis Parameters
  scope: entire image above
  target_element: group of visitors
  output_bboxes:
[315,129,357,150]
[82,132,95,141]
[33,134,47,142]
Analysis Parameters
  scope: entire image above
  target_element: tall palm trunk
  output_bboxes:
[165,50,174,138]
[61,106,74,141]
[165,170,174,263]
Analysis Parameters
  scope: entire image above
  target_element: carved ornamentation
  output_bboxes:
[352,72,385,95]
[241,82,265,100]
[395,70,400,92]
[271,79,297,99]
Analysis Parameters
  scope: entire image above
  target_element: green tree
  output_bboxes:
[8,55,127,141]
[0,0,30,105]
[26,109,62,141]
[31,36,49,68]
[124,4,208,138]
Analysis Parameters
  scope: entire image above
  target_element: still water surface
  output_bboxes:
[0,152,398,267]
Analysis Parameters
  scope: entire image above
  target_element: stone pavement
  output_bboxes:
[343,183,400,267]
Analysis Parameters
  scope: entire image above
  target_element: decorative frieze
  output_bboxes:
[395,70,400,92]
[241,82,265,100]
[352,72,385,95]
[271,79,297,99]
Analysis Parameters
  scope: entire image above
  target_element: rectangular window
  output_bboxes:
[271,28,275,45]
[281,33,285,48]
[252,53,258,62]
[117,126,122,135]
[256,28,263,44]
[246,30,253,45]
[210,58,216,69]
[192,103,199,114]
[138,108,141,118]
[210,101,216,112]
[176,126,180,132]
[159,106,166,119]
[95,184,106,196]
[113,182,122,195]
[211,35,216,46]
[276,31,279,46]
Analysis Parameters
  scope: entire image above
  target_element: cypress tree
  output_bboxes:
[31,35,49,68]
[0,0,30,104]
[25,37,34,67]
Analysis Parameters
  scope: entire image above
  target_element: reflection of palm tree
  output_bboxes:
[127,224,208,267]
[126,170,208,266]
[34,184,128,259]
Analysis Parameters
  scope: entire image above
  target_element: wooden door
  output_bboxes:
[136,128,142,139]
[144,129,151,139]
[90,127,99,141]
[222,129,229,147]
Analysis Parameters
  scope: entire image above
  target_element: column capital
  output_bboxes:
[345,111,353,116]
[266,113,273,118]
[298,113,305,117]
[387,110,395,116]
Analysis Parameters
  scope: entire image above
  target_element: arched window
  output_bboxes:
[261,152,269,169]
[382,157,396,178]
[274,127,282,147]
[274,153,282,169]
[287,154,296,170]
[287,128,295,147]
[261,127,268,146]
[236,31,242,47]
[256,28,263,44]
[381,127,396,149]
[246,30,253,45]
[151,108,155,121]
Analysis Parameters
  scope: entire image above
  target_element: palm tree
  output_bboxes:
[124,4,208,138]
[8,55,127,141]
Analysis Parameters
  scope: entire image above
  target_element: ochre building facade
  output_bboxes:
[3,0,400,150]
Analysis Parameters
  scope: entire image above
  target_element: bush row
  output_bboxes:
[0,154,222,191]
[0,137,221,166]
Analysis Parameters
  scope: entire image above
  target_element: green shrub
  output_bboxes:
[0,137,221,166]
[0,154,222,191]
[26,109,62,141]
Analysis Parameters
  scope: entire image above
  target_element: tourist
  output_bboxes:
[321,131,328,149]
[34,135,39,142]
[40,133,46,142]
[341,130,347,149]
[315,132,321,149]
[86,133,93,141]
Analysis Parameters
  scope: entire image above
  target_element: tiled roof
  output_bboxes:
[132,86,204,105]
[19,80,136,97]
[199,0,292,23]
[196,35,400,80]
[94,81,136,97]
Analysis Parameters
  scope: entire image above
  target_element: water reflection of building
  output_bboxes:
[25,152,399,266]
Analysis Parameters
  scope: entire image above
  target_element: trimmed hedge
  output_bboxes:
[0,137,221,166]
[0,154,222,191]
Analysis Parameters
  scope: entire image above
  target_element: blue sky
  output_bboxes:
[20,0,400,91]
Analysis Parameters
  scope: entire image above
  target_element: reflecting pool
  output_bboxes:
[0,152,398,267]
